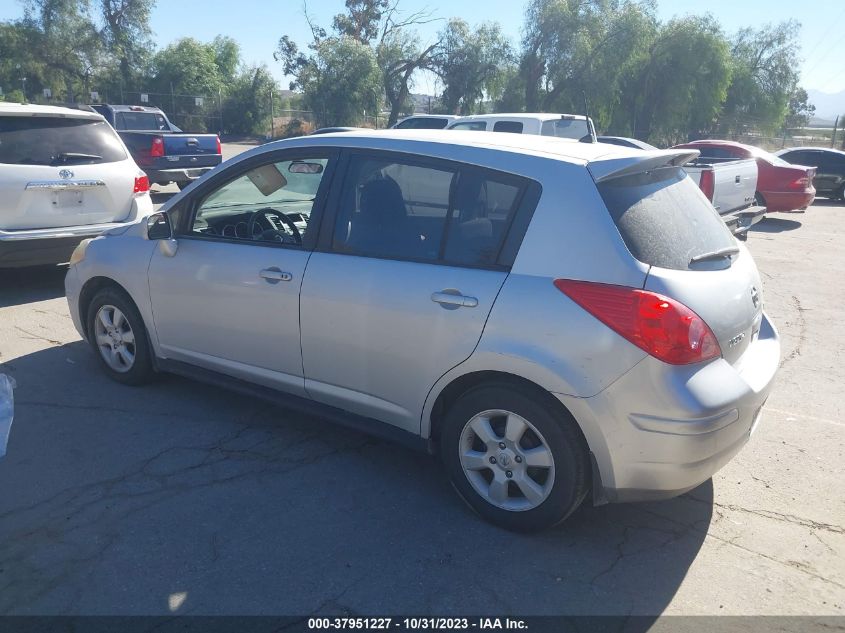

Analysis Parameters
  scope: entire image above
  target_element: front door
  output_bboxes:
[148,150,336,395]
[300,151,535,433]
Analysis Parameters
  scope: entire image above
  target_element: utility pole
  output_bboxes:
[270,87,275,138]
[170,82,175,116]
[831,115,839,149]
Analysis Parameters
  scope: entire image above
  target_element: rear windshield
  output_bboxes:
[541,119,591,140]
[0,117,127,165]
[394,117,449,130]
[598,166,736,270]
[116,111,169,131]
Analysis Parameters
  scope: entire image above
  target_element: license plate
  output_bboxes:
[53,190,84,209]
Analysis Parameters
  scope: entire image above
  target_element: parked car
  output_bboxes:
[597,136,657,150]
[91,104,222,190]
[447,113,597,143]
[311,127,360,134]
[681,155,766,238]
[674,140,816,212]
[0,103,153,268]
[65,130,779,531]
[391,115,460,130]
[775,147,845,201]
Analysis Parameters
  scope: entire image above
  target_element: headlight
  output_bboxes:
[69,238,93,266]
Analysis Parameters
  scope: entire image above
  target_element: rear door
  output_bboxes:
[0,115,136,230]
[597,166,762,366]
[299,150,538,434]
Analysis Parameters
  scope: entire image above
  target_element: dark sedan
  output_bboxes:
[776,147,845,200]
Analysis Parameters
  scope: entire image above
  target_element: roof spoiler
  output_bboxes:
[588,150,700,183]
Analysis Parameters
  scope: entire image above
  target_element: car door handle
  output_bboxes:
[431,291,478,308]
[259,267,292,283]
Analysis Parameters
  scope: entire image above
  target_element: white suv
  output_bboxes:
[0,103,153,267]
[448,113,597,142]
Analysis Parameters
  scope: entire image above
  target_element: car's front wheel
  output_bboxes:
[87,287,154,385]
[440,383,589,532]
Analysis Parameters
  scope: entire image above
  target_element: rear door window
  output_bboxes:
[0,116,127,165]
[598,166,736,271]
[330,153,533,268]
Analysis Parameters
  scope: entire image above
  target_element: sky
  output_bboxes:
[2,0,845,110]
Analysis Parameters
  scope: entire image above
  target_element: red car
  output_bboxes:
[672,140,816,212]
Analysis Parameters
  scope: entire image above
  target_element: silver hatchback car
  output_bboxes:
[65,130,780,531]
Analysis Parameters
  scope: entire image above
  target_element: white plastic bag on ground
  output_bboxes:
[0,374,16,458]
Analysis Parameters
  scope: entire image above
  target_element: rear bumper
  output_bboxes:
[721,205,766,238]
[558,311,780,503]
[0,197,153,268]
[760,189,816,212]
[145,160,221,184]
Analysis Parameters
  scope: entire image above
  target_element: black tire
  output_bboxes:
[86,286,155,386]
[440,383,589,532]
[176,181,191,191]
[754,191,766,207]
[836,184,845,202]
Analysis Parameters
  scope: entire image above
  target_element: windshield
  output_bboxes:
[0,117,127,165]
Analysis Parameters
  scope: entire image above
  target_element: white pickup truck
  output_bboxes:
[683,157,766,240]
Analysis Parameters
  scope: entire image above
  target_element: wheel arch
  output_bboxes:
[78,277,143,341]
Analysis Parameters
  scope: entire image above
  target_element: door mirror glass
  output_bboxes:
[146,212,172,240]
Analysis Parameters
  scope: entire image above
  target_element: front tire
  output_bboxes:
[87,287,154,385]
[440,383,589,532]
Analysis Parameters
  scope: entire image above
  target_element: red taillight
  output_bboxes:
[698,169,715,202]
[553,279,721,365]
[133,174,150,194]
[787,176,809,190]
[150,136,165,158]
[215,135,222,155]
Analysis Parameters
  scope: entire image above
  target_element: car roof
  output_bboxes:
[241,129,696,181]
[776,146,845,155]
[0,102,103,120]
[457,112,589,122]
[98,104,165,113]
[676,139,747,149]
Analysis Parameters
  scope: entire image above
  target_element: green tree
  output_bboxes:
[719,21,803,134]
[221,64,278,135]
[98,0,155,89]
[626,15,732,144]
[432,19,512,115]
[20,0,103,101]
[784,87,815,130]
[278,34,382,126]
[211,35,240,83]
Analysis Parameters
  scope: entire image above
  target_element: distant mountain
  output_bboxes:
[807,89,845,120]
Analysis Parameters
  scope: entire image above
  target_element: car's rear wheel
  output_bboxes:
[177,181,191,191]
[87,287,154,385]
[440,383,589,532]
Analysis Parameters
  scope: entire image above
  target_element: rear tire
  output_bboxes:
[440,383,589,532]
[176,181,191,191]
[754,191,767,208]
[86,287,154,386]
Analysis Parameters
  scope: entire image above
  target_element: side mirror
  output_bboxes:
[146,212,179,257]
[146,212,172,240]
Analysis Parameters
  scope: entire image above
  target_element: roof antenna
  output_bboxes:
[581,90,596,143]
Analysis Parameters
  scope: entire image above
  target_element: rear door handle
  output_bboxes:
[431,291,478,309]
[259,267,292,284]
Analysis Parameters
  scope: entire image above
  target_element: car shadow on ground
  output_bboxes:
[751,217,803,233]
[0,265,68,308]
[0,341,713,618]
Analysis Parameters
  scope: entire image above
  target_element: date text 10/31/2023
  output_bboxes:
[307,617,529,630]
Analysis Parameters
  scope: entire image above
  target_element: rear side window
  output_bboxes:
[116,111,168,131]
[449,121,487,131]
[0,117,127,165]
[598,167,736,271]
[493,121,523,134]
